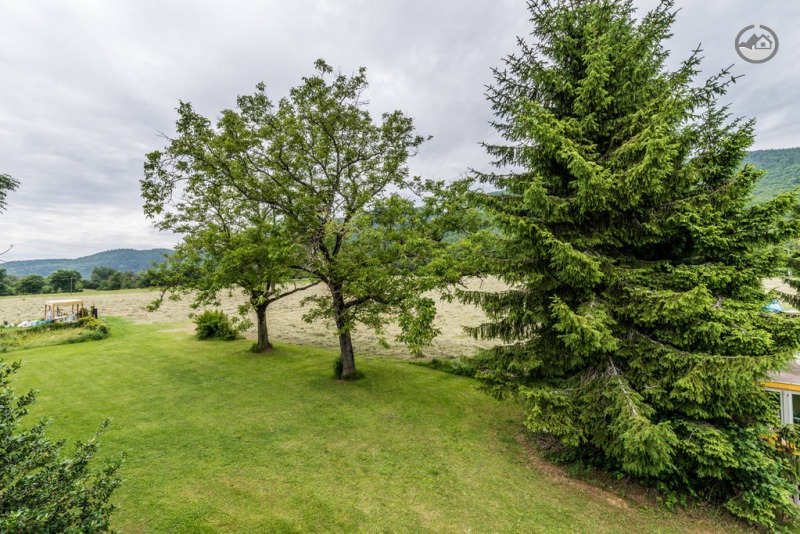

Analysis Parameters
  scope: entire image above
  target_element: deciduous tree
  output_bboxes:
[143,98,317,352]
[0,173,18,258]
[238,61,474,377]
[0,269,13,296]
[84,266,117,290]
[16,274,45,295]
[144,61,473,372]
[146,219,315,352]
[48,269,83,293]
[0,173,17,214]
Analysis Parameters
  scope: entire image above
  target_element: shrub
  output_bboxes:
[78,317,110,336]
[193,310,239,341]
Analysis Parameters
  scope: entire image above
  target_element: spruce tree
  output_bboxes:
[464,0,800,527]
[1,361,124,531]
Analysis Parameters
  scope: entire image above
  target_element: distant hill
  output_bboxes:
[1,248,173,277]
[747,147,800,203]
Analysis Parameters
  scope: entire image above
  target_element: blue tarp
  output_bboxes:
[763,299,785,313]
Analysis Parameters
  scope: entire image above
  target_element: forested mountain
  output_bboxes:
[1,248,172,277]
[747,147,800,203]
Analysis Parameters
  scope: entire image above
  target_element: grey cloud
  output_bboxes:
[1,1,798,260]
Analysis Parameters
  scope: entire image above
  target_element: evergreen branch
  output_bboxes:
[630,329,775,360]
[607,357,639,417]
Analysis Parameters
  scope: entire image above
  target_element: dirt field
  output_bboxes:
[0,279,505,359]
[2,277,791,360]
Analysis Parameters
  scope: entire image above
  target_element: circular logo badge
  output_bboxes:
[735,24,779,63]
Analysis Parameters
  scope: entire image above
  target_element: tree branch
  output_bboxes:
[267,280,322,304]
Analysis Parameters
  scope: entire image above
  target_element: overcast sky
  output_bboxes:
[1,0,798,261]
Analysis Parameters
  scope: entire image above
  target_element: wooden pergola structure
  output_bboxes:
[44,299,84,322]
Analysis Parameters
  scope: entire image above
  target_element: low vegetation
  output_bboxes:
[0,318,110,352]
[193,310,240,341]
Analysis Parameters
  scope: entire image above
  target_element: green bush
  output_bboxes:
[78,317,110,335]
[193,310,239,341]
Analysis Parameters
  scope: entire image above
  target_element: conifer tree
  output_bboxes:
[1,362,124,532]
[0,177,123,531]
[464,0,800,527]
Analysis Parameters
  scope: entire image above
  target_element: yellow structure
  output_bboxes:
[44,299,84,322]
[764,360,800,425]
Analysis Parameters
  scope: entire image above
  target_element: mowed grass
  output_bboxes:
[8,318,748,533]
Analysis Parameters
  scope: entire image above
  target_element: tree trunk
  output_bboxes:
[332,284,357,378]
[253,299,272,352]
[338,329,356,378]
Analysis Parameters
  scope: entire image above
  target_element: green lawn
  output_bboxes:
[8,318,748,533]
